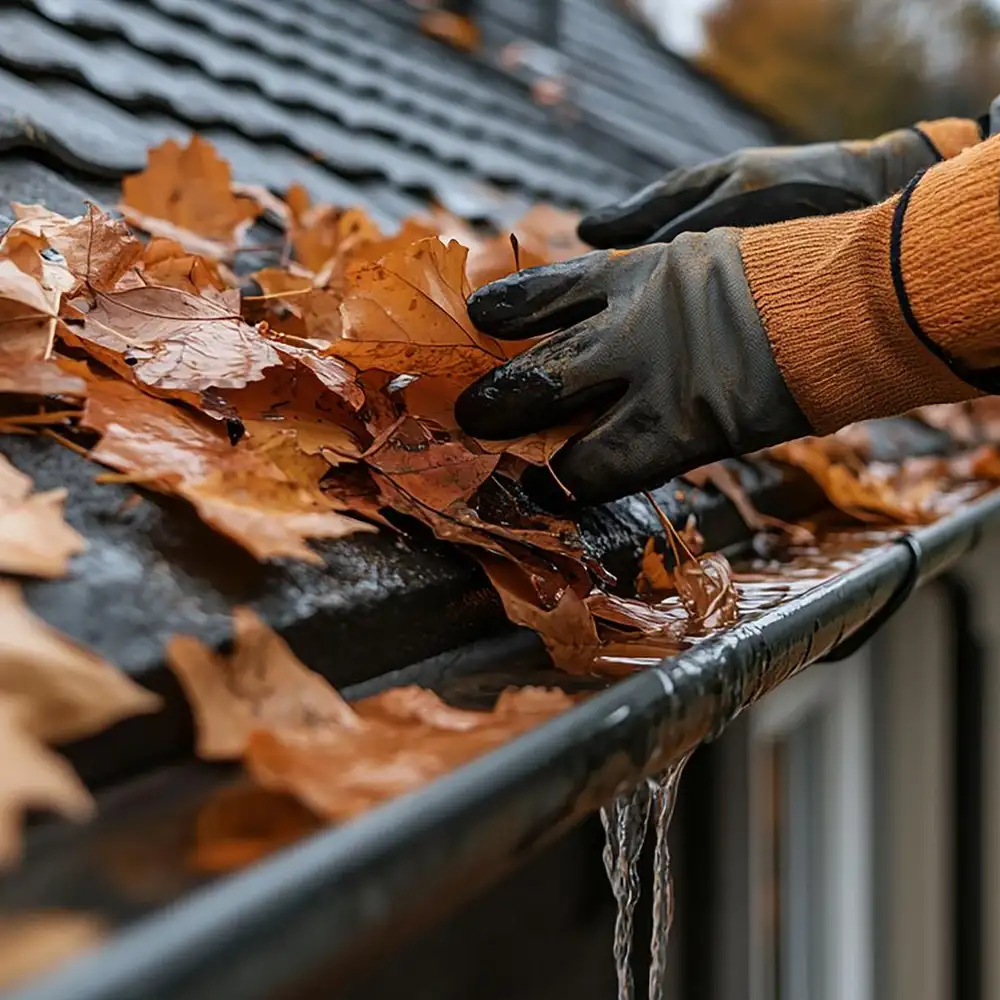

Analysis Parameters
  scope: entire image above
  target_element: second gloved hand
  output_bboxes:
[454,232,812,505]
[578,118,980,248]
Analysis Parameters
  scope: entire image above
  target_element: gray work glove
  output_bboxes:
[578,122,981,248]
[455,231,811,505]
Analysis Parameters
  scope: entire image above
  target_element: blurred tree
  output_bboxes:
[700,0,999,140]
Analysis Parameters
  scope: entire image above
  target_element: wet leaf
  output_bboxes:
[334,238,506,377]
[140,238,230,295]
[636,537,674,597]
[69,285,281,393]
[120,137,259,254]
[188,784,322,874]
[0,452,85,579]
[673,552,738,629]
[82,378,373,563]
[0,579,161,744]
[245,684,572,822]
[168,608,361,760]
[473,550,599,673]
[12,204,142,293]
[769,439,940,524]
[365,415,499,509]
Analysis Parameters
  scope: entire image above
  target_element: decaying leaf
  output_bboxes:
[189,784,322,873]
[419,9,481,51]
[120,136,259,254]
[167,607,361,760]
[769,439,942,524]
[0,580,161,744]
[335,238,507,377]
[11,203,142,293]
[69,285,281,393]
[139,238,230,295]
[0,452,85,579]
[246,684,573,821]
[636,537,674,597]
[0,696,95,866]
[82,378,373,563]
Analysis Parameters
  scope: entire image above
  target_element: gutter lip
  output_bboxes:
[10,488,1000,1000]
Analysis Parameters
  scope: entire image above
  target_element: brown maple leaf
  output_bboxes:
[168,607,361,760]
[12,203,141,293]
[139,237,230,295]
[0,452,86,579]
[120,136,259,256]
[68,285,281,393]
[0,579,162,744]
[364,415,499,509]
[334,237,507,378]
[245,683,572,822]
[82,377,373,563]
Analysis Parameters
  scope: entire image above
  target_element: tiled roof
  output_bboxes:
[0,0,778,225]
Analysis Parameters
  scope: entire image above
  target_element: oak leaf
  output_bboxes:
[120,136,259,255]
[0,579,161,744]
[0,452,86,579]
[168,607,361,760]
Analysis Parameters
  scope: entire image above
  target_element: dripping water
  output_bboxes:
[601,782,652,1000]
[646,756,689,1000]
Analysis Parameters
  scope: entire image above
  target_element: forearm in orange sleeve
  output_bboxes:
[738,134,1000,434]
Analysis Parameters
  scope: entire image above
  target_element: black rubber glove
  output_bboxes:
[578,127,944,248]
[455,231,812,505]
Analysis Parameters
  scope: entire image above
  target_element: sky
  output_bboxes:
[635,0,715,54]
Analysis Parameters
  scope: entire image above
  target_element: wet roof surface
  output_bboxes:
[0,0,777,225]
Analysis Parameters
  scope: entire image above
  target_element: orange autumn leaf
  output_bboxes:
[246,684,572,822]
[0,452,85,579]
[473,549,599,673]
[465,232,547,290]
[188,784,322,874]
[0,579,162,744]
[168,607,361,760]
[364,415,499,509]
[12,203,142,293]
[0,697,94,867]
[283,189,383,274]
[334,237,507,377]
[69,285,281,393]
[82,378,374,563]
[419,10,481,52]
[120,136,259,254]
[139,237,230,295]
[636,537,674,597]
[769,439,940,524]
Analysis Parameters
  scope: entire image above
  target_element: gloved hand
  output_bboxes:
[456,130,995,505]
[455,231,813,504]
[578,118,981,248]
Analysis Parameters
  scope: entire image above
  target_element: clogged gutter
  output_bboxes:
[1,134,999,871]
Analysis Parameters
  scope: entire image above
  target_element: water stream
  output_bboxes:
[601,782,652,1000]
[646,758,689,1000]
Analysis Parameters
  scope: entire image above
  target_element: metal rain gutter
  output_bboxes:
[11,486,999,1000]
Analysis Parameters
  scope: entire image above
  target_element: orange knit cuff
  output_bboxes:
[739,200,978,435]
[898,136,1000,377]
[913,118,982,160]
